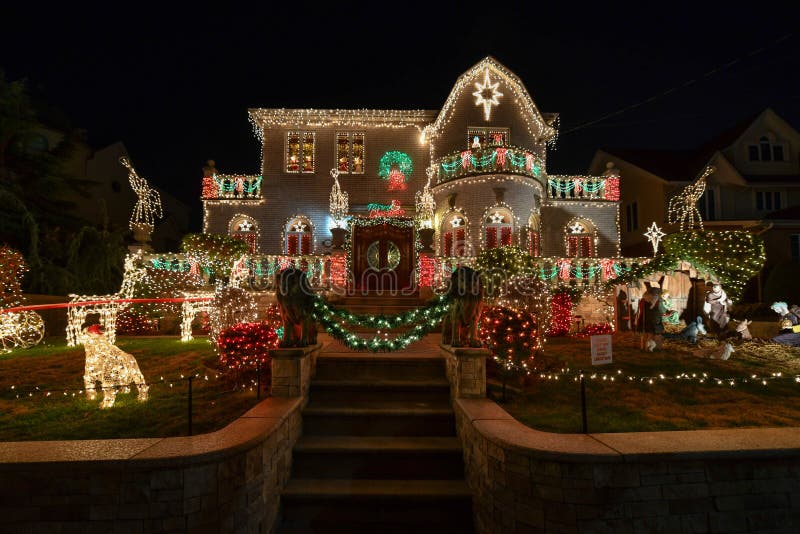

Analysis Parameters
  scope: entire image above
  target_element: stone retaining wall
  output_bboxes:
[454,398,800,533]
[0,396,303,533]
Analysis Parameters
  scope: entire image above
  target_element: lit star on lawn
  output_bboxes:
[489,212,505,224]
[473,69,503,121]
[644,222,666,256]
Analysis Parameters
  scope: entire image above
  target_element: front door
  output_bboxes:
[352,221,414,292]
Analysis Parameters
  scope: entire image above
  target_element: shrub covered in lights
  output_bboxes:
[180,233,249,281]
[0,245,26,308]
[604,230,765,303]
[662,230,765,302]
[474,246,535,297]
[479,305,537,399]
[217,322,278,375]
[547,289,575,337]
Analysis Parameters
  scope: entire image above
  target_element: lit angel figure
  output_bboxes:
[329,168,349,228]
[415,167,437,228]
[120,156,163,234]
[668,165,715,231]
[81,324,148,408]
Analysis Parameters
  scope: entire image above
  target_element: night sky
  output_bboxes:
[3,4,798,230]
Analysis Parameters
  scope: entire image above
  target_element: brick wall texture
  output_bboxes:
[0,407,302,533]
[453,401,800,533]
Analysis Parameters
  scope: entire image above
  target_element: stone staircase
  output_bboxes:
[277,340,474,533]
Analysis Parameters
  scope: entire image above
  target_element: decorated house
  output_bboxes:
[201,57,624,294]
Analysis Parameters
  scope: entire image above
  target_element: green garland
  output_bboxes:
[314,294,450,329]
[313,295,450,352]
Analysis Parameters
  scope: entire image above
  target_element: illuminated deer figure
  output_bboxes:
[668,165,715,231]
[66,253,147,346]
[81,324,148,408]
[120,156,163,232]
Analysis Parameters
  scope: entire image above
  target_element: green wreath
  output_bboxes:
[378,151,413,179]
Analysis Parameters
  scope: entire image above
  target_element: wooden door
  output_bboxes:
[352,222,414,291]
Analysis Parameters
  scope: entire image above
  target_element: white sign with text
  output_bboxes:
[591,335,613,365]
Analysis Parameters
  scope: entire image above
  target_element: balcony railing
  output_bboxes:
[547,175,620,201]
[435,145,544,184]
[203,174,262,200]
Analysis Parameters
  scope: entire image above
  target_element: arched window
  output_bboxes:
[565,219,595,258]
[229,215,258,253]
[286,217,313,255]
[483,207,513,250]
[441,212,468,257]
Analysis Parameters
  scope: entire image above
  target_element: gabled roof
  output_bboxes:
[422,56,556,143]
[601,109,798,184]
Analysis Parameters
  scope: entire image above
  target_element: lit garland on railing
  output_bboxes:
[547,176,617,200]
[212,174,262,198]
[314,295,450,330]
[436,144,543,184]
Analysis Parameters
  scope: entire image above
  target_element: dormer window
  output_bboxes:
[748,135,785,162]
[467,127,509,149]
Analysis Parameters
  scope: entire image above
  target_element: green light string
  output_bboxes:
[313,295,450,330]
[314,307,447,352]
[215,176,263,193]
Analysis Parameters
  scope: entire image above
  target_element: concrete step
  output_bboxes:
[310,379,450,403]
[280,479,473,532]
[315,355,446,381]
[292,436,464,480]
[302,400,456,437]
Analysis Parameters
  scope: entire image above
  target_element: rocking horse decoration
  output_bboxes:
[66,253,147,346]
[81,324,148,408]
[667,165,715,231]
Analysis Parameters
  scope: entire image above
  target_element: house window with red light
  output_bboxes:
[484,209,513,250]
[286,131,315,174]
[336,132,365,174]
[441,213,468,257]
[230,216,258,253]
[286,217,313,255]
[566,220,595,258]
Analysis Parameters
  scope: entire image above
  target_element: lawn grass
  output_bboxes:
[0,337,264,441]
[496,333,800,434]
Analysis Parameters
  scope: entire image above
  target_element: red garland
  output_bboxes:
[217,322,279,371]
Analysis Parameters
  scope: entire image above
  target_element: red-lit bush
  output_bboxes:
[576,322,613,338]
[217,322,279,373]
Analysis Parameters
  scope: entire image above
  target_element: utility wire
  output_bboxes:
[560,33,794,136]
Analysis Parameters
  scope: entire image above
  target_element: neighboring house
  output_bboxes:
[35,130,189,252]
[202,56,622,291]
[589,108,800,300]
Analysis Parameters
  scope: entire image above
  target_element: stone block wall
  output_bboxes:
[454,398,800,533]
[0,397,303,533]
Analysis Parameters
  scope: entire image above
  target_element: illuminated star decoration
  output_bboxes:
[472,68,503,121]
[450,217,463,228]
[489,212,505,224]
[569,221,585,234]
[643,222,666,256]
[292,222,308,232]
[238,220,253,232]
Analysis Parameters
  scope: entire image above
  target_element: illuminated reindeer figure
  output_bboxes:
[120,156,163,232]
[66,253,147,346]
[81,324,148,408]
[668,165,715,231]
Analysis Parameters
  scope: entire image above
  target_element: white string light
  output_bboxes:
[643,222,666,256]
[329,168,350,228]
[668,165,715,231]
[415,167,437,228]
[81,326,149,408]
[473,68,504,121]
[119,157,163,233]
